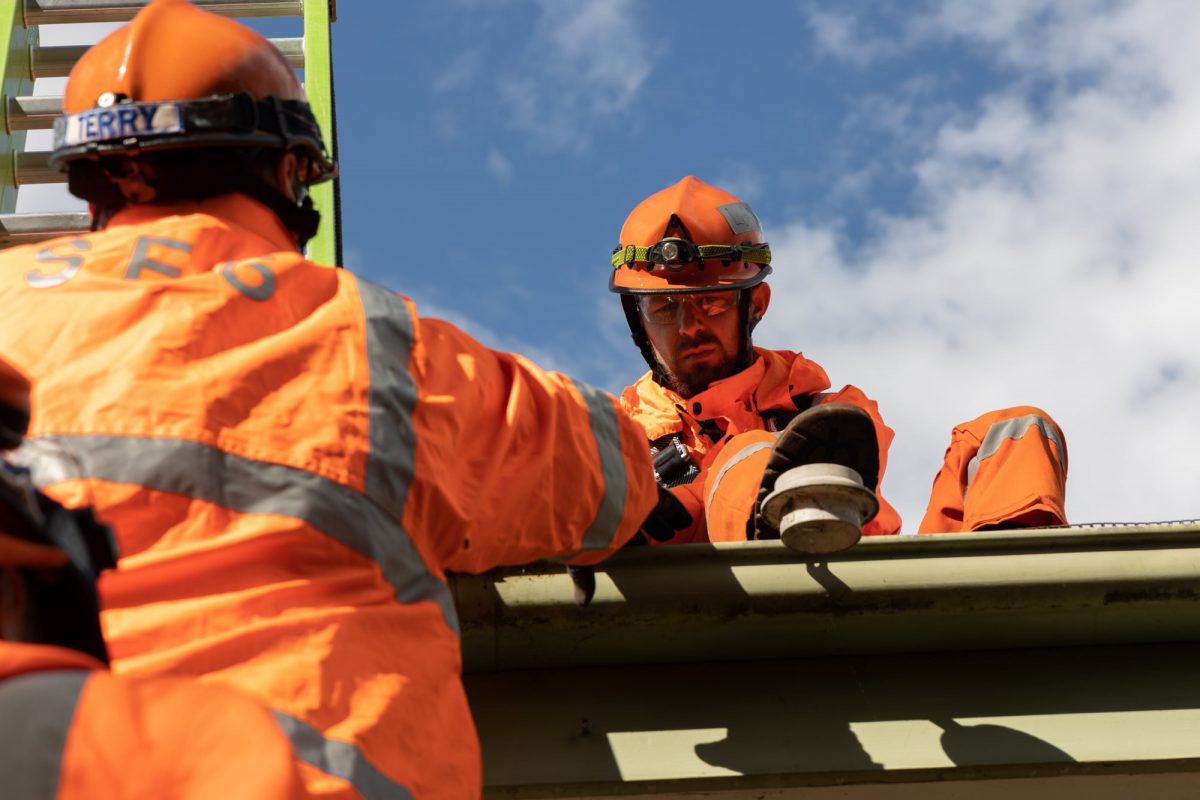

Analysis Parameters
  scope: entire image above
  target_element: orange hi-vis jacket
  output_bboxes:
[621,349,1068,538]
[918,405,1068,532]
[0,641,305,799]
[620,348,902,542]
[0,194,658,798]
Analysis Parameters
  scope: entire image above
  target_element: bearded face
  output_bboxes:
[638,291,745,398]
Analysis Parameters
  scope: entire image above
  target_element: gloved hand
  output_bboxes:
[568,485,693,607]
[633,485,692,546]
[566,564,595,607]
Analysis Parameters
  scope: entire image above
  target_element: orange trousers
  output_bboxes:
[703,405,1067,538]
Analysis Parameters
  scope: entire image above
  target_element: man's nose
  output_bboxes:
[676,300,706,334]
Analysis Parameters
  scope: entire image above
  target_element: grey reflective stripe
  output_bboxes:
[0,670,89,799]
[570,378,627,551]
[351,280,459,631]
[706,440,774,524]
[20,434,459,635]
[354,278,418,523]
[965,414,1066,499]
[272,710,414,800]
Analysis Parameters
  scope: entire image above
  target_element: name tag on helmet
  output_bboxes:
[55,102,183,148]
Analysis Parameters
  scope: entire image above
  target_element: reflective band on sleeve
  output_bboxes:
[353,278,418,523]
[570,378,628,551]
[706,440,774,525]
[19,435,460,635]
[965,414,1066,499]
[0,670,89,799]
[272,710,414,800]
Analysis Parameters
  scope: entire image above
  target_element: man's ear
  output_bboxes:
[274,152,307,204]
[750,282,771,321]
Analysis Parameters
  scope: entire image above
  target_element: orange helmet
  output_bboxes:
[49,0,334,184]
[610,176,772,295]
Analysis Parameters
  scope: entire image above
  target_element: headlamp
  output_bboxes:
[612,238,772,270]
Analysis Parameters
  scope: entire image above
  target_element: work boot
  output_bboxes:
[754,402,880,554]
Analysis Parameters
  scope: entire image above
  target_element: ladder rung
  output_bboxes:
[31,36,303,79]
[0,212,90,246]
[15,151,60,185]
[7,96,62,131]
[24,0,303,25]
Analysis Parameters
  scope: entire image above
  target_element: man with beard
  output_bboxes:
[609,176,1069,548]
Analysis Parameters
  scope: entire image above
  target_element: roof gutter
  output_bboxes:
[454,523,1200,673]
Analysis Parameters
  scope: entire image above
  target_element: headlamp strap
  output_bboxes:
[610,240,772,269]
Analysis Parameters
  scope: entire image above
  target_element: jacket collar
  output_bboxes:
[107,193,299,255]
[621,348,832,441]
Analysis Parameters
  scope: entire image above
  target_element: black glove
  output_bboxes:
[635,485,692,544]
[566,565,596,607]
[567,486,693,607]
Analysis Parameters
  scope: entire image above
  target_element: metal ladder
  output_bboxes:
[0,0,340,265]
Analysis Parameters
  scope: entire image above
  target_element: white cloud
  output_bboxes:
[485,148,514,185]
[805,7,901,67]
[759,1,1200,527]
[432,50,484,95]
[497,0,654,151]
[709,162,769,205]
[428,2,654,151]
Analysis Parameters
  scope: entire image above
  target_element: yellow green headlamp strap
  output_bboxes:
[611,239,772,269]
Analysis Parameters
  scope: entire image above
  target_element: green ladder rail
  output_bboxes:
[0,0,340,265]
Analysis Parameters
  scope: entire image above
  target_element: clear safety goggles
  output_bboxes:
[638,291,739,325]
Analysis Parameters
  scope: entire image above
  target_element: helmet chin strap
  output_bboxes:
[735,288,757,373]
[236,176,321,248]
[68,149,321,248]
[621,295,671,386]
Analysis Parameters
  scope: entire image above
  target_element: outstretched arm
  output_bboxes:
[402,310,659,573]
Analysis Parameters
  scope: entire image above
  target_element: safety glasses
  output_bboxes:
[638,291,738,325]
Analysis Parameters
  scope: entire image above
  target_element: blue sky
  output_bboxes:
[335,0,1005,370]
[18,1,1200,530]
